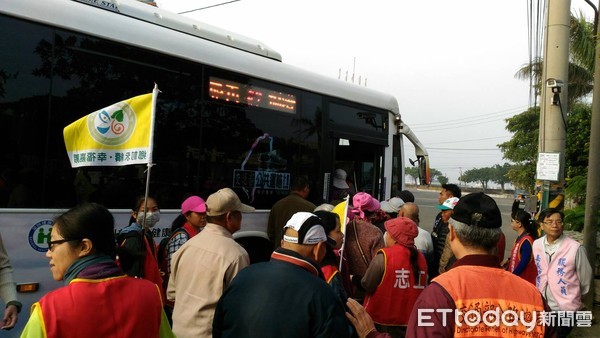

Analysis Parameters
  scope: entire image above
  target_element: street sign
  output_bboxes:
[536,152,561,181]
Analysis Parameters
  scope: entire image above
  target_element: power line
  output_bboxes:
[408,105,528,127]
[411,116,513,132]
[428,147,501,151]
[409,109,526,132]
[426,136,509,145]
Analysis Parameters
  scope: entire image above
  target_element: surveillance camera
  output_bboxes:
[546,78,564,88]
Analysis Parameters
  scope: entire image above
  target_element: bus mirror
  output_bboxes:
[417,156,431,186]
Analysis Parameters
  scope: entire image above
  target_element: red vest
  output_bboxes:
[321,264,339,284]
[363,246,427,326]
[143,235,165,302]
[38,275,162,338]
[116,230,164,302]
[434,265,546,337]
[508,234,537,285]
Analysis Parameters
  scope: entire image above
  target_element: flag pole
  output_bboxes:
[338,195,350,272]
[141,84,159,229]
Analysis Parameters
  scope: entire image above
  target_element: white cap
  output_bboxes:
[282,212,336,246]
[380,197,405,213]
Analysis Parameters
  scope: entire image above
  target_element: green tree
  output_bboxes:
[491,163,512,192]
[405,166,419,185]
[498,108,539,190]
[515,12,595,106]
[437,175,449,185]
[429,168,443,183]
[498,103,591,192]
[460,167,494,191]
[565,103,592,178]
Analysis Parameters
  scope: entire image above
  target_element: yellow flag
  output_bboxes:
[332,197,349,234]
[63,93,153,167]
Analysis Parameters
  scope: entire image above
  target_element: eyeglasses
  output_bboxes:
[543,220,564,226]
[47,239,79,252]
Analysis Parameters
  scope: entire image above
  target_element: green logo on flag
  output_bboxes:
[87,102,137,146]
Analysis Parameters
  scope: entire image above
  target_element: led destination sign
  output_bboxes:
[209,77,297,113]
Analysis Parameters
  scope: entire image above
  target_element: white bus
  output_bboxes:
[0,0,429,333]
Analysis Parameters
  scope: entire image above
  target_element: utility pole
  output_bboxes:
[538,0,570,210]
[582,0,600,310]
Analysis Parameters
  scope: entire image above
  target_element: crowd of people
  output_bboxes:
[0,172,592,337]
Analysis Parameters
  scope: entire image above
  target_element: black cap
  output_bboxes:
[451,192,502,228]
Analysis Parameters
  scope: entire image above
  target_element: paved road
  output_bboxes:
[409,188,516,261]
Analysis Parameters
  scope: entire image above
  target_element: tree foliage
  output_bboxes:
[515,13,595,106]
[565,103,591,178]
[405,166,419,185]
[429,168,443,182]
[491,163,512,192]
[460,167,494,191]
[497,107,539,189]
[437,175,449,185]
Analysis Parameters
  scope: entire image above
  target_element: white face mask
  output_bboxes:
[137,211,160,228]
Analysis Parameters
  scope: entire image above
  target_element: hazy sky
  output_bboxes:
[157,0,593,184]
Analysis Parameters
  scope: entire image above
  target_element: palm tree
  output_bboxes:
[514,12,596,105]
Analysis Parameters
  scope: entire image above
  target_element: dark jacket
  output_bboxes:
[267,193,316,246]
[429,212,447,280]
[213,248,350,338]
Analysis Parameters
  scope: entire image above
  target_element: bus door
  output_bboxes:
[324,102,389,203]
[333,138,385,200]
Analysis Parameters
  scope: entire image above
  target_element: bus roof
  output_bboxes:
[2,0,401,115]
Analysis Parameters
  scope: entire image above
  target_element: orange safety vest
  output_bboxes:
[434,265,546,337]
[363,246,427,326]
[38,275,162,338]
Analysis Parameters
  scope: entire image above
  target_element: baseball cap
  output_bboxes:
[181,196,206,214]
[451,192,502,228]
[437,197,459,210]
[384,217,418,247]
[333,169,349,189]
[206,188,255,216]
[282,212,336,246]
[380,197,405,214]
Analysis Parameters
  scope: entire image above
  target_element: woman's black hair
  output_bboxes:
[128,196,158,225]
[53,203,116,258]
[313,211,341,266]
[512,209,539,240]
[171,214,187,232]
[313,211,340,234]
[408,246,420,284]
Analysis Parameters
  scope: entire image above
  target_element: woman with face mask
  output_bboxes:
[21,203,174,338]
[115,196,164,300]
